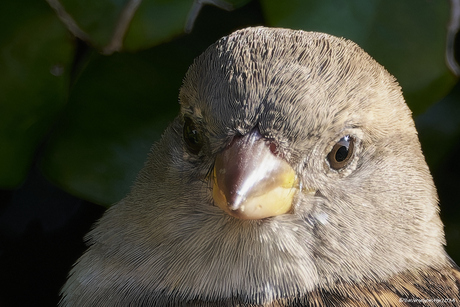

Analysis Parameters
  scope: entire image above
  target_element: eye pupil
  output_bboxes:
[335,145,349,162]
[183,117,203,154]
[187,127,199,144]
[327,136,355,170]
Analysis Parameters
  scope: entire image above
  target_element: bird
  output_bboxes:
[60,27,460,306]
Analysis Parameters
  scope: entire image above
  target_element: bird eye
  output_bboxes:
[327,136,355,170]
[183,116,203,154]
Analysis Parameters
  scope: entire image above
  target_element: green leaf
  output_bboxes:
[261,0,457,115]
[51,0,129,50]
[416,83,460,169]
[123,0,253,51]
[41,42,195,205]
[49,0,191,53]
[123,0,193,51]
[50,0,253,53]
[0,0,72,188]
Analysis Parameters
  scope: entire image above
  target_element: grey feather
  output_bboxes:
[60,27,457,306]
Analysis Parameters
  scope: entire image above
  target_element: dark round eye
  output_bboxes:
[183,116,203,154]
[327,136,355,170]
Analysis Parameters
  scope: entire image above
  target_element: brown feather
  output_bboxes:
[186,266,460,306]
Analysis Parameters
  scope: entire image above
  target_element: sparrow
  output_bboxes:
[60,27,460,306]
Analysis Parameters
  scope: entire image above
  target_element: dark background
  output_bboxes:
[1,1,459,306]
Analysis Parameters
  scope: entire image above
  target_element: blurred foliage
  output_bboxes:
[1,0,458,216]
[0,0,72,188]
[415,81,460,262]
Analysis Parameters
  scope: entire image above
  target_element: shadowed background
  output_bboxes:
[0,0,459,305]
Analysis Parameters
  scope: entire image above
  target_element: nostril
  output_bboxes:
[269,142,278,156]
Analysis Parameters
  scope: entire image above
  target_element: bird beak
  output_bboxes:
[212,128,298,220]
